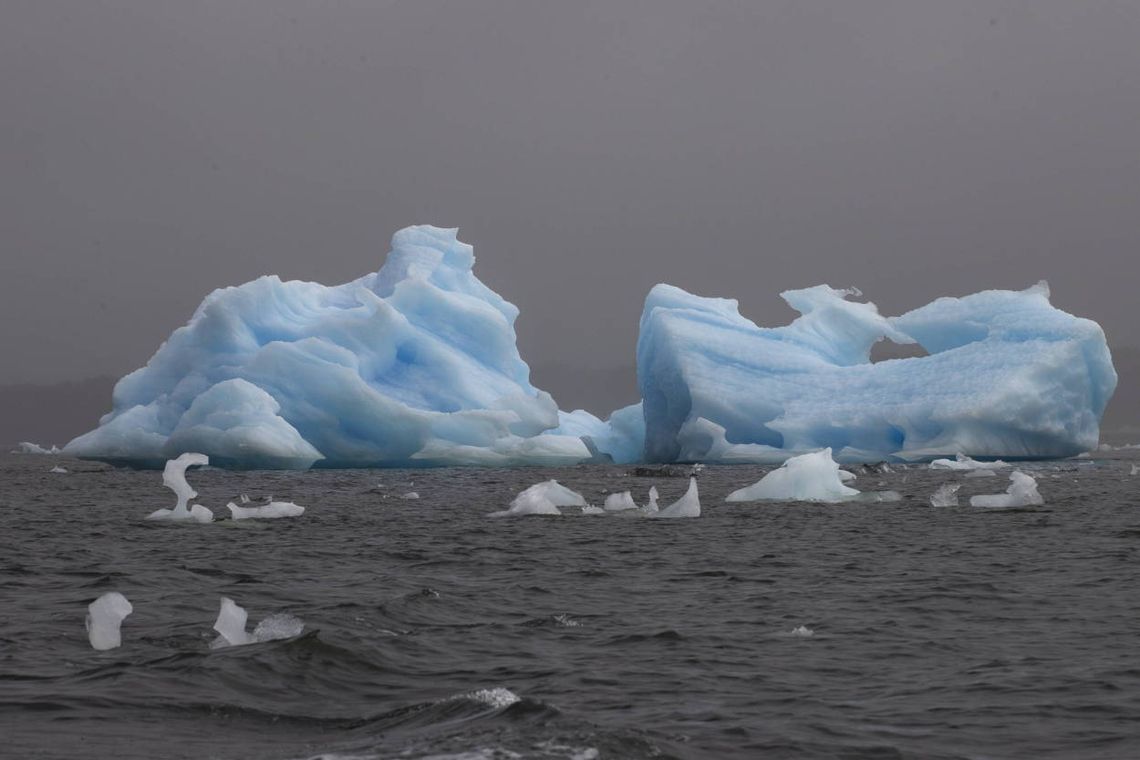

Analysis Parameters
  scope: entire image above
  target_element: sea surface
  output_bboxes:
[2,450,1140,760]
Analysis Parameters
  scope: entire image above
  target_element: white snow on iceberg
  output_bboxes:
[65,226,592,469]
[637,281,1115,463]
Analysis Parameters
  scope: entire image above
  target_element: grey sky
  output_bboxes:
[3,1,1139,416]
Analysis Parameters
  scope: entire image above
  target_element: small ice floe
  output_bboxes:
[970,471,1044,508]
[146,453,214,523]
[86,592,133,650]
[14,441,60,455]
[650,477,700,518]
[603,491,638,512]
[930,453,1010,471]
[580,505,606,515]
[491,480,587,517]
[211,597,304,648]
[401,492,420,500]
[929,483,961,507]
[790,625,814,638]
[726,448,859,503]
[50,465,68,474]
[1131,464,1140,476]
[226,497,304,520]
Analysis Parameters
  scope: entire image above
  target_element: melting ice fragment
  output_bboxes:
[211,597,303,648]
[146,453,214,523]
[15,442,60,455]
[929,483,961,507]
[603,491,638,511]
[726,449,860,503]
[226,499,305,519]
[492,479,587,517]
[401,491,420,500]
[640,486,660,515]
[930,454,1010,471]
[790,625,814,638]
[970,471,1045,508]
[86,592,133,650]
[50,465,68,474]
[650,477,700,518]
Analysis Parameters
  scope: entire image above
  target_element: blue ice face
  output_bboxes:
[637,280,1116,463]
[65,224,1116,469]
[65,226,592,468]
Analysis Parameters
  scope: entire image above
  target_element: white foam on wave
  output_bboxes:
[456,687,521,709]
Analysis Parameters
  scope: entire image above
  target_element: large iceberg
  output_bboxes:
[65,226,594,468]
[636,281,1115,463]
[66,222,1116,469]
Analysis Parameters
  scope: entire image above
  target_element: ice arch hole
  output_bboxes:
[869,340,930,364]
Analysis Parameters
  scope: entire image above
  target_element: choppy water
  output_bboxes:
[2,452,1140,759]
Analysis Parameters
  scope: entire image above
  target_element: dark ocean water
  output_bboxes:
[2,451,1140,760]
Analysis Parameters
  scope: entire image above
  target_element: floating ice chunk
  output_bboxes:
[15,441,60,455]
[790,625,814,638]
[146,453,214,523]
[640,486,660,515]
[726,449,860,503]
[970,471,1045,508]
[211,597,303,648]
[212,597,251,646]
[401,492,420,500]
[650,477,700,518]
[1131,464,1140,476]
[50,465,68,474]
[580,505,606,515]
[603,491,638,511]
[636,281,1114,463]
[929,483,961,507]
[226,500,305,519]
[930,454,1010,471]
[964,469,998,478]
[86,592,133,650]
[491,479,587,517]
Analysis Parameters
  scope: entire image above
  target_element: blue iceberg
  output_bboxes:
[67,223,1116,469]
[65,226,593,468]
[637,281,1115,463]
